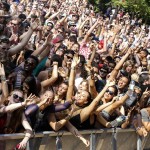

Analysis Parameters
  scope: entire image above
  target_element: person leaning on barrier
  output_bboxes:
[0,90,37,149]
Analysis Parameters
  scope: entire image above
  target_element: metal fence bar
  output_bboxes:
[142,133,150,150]
[137,135,142,150]
[112,128,117,150]
[39,132,50,150]
[90,133,96,150]
[1,129,149,150]
[96,130,106,149]
[56,136,62,150]
[26,141,30,150]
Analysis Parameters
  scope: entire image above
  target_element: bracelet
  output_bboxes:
[65,114,72,120]
[1,75,6,81]
[25,129,33,135]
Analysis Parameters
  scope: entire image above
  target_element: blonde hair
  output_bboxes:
[123,60,134,70]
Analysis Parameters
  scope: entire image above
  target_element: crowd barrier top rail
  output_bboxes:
[0,128,136,140]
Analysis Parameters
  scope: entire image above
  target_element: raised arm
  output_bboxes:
[0,63,8,105]
[78,17,90,38]
[109,48,131,80]
[8,21,39,56]
[46,11,60,21]
[66,54,80,100]
[80,80,115,123]
[85,65,97,99]
[0,94,37,113]
[87,44,96,66]
[41,62,58,88]
[31,33,52,57]
[83,19,99,43]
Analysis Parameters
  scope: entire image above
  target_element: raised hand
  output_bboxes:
[71,54,80,68]
[16,51,24,66]
[142,88,150,99]
[24,94,38,106]
[30,19,39,30]
[114,25,122,34]
[58,67,68,78]
[0,63,5,76]
[106,79,116,87]
[45,33,53,45]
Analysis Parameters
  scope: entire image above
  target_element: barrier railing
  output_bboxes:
[0,128,149,150]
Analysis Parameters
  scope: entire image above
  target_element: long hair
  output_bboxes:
[5,107,24,133]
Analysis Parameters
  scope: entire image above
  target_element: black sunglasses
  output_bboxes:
[100,69,108,74]
[0,38,9,44]
[106,90,114,96]
[25,60,35,66]
[11,22,18,26]
[66,55,73,60]
[13,94,24,102]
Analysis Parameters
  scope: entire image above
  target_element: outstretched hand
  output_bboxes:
[71,54,80,68]
[0,63,5,76]
[30,19,39,31]
[106,79,116,87]
[24,94,38,106]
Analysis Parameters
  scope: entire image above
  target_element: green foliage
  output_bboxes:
[91,0,150,23]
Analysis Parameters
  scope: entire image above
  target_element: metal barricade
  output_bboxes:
[0,129,149,150]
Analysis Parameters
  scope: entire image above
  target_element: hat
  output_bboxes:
[52,35,64,44]
[68,21,76,26]
[46,21,54,28]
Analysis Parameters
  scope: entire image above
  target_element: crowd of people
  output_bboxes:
[0,0,150,149]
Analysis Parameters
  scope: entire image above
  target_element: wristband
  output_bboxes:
[25,129,33,135]
[65,114,72,120]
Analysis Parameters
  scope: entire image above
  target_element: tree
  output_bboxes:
[91,0,150,23]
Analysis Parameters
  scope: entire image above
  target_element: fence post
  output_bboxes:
[39,131,50,150]
[90,133,96,150]
[112,128,117,150]
[137,135,142,150]
[56,135,62,150]
[26,141,30,150]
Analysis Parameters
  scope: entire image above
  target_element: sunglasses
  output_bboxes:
[70,25,76,27]
[136,93,141,97]
[0,38,9,44]
[58,30,63,33]
[100,69,108,74]
[106,90,114,96]
[11,22,18,26]
[13,94,24,102]
[66,55,73,60]
[25,60,35,66]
